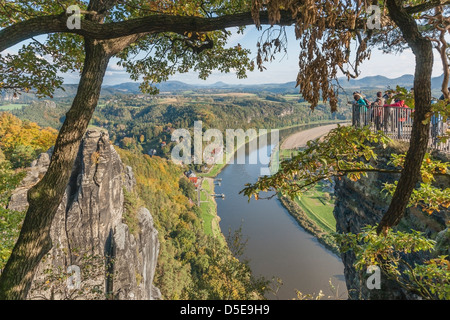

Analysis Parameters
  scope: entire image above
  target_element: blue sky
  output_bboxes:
[96,26,444,86]
[12,25,442,86]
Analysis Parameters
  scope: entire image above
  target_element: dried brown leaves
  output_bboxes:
[252,0,375,111]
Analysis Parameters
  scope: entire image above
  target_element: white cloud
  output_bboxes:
[1,26,431,87]
[108,62,125,71]
[355,49,444,79]
[224,27,247,47]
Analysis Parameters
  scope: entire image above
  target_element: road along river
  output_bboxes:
[214,124,348,300]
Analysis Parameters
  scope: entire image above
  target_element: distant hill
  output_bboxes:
[100,80,302,95]
[336,74,445,91]
[103,80,302,93]
[104,81,198,93]
[104,74,443,94]
[336,74,415,89]
[1,74,445,103]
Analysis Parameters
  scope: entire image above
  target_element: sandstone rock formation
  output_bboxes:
[8,129,160,300]
[333,148,449,299]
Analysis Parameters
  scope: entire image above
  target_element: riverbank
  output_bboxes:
[213,130,348,299]
[281,123,345,149]
[272,124,348,256]
[198,177,226,244]
[198,121,348,258]
[278,195,340,255]
[199,120,349,178]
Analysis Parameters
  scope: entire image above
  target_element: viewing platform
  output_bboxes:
[352,103,449,154]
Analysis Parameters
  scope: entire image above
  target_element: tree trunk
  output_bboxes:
[377,0,434,234]
[0,39,111,299]
[438,28,450,100]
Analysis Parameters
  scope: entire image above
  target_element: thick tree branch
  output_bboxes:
[2,1,449,53]
[0,11,295,52]
[4,0,449,54]
[377,0,434,235]
[405,0,450,15]
[0,36,113,299]
[0,0,145,300]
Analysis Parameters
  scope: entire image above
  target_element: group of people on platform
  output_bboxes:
[350,90,412,133]
[350,90,448,148]
[352,90,406,108]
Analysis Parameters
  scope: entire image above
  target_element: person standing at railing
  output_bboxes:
[373,92,385,130]
[350,92,368,128]
[382,91,393,133]
[431,98,444,147]
[383,91,396,105]
[397,100,409,138]
[383,99,410,138]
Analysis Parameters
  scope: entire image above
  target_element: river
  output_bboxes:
[214,125,348,300]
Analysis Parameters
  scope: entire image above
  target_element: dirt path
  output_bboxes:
[281,123,349,149]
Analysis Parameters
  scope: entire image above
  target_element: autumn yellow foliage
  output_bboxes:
[0,112,58,168]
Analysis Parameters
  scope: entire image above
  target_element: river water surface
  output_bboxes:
[215,126,348,300]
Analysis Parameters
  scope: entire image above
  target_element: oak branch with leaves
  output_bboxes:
[0,0,449,299]
[241,125,449,214]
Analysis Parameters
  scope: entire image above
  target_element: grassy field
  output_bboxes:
[294,182,336,233]
[283,94,302,101]
[270,148,302,174]
[0,104,26,111]
[279,149,301,160]
[199,179,224,243]
[200,179,215,236]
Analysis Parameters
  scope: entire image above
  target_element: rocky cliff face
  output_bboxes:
[8,129,160,300]
[333,148,449,300]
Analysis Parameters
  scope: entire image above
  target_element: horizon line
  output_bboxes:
[60,73,445,88]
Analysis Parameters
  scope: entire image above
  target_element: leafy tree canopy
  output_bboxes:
[1,0,448,108]
[0,0,449,299]
[0,0,255,97]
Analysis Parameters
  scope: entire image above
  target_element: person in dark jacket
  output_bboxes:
[351,92,368,127]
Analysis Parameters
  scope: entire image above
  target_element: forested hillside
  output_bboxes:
[0,113,58,269]
[0,112,268,299]
[0,112,57,168]
[115,147,269,299]
[0,86,350,300]
[5,90,349,161]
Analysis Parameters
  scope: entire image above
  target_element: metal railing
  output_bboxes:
[352,103,450,154]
